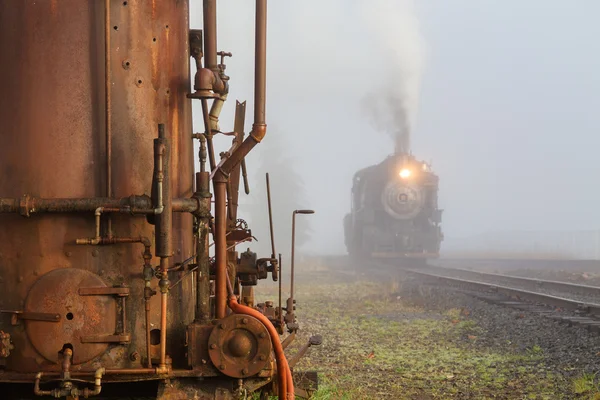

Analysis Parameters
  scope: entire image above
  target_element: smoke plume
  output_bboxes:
[359,0,426,154]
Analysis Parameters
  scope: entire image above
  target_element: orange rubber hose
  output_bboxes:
[228,295,294,399]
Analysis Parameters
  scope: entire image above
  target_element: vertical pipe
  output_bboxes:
[209,0,268,177]
[155,124,172,257]
[254,0,267,126]
[278,253,282,327]
[158,258,169,369]
[104,0,112,234]
[214,179,228,319]
[144,299,151,368]
[195,172,211,322]
[291,212,296,304]
[200,99,217,172]
[203,0,217,72]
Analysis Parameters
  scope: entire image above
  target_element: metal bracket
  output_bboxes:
[79,287,130,297]
[78,286,130,344]
[0,310,61,325]
[80,334,131,344]
[189,29,203,63]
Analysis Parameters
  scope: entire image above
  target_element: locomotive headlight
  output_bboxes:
[399,168,411,179]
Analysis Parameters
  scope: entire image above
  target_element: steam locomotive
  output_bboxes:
[343,152,443,261]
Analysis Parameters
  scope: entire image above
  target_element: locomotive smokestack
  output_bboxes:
[395,129,410,154]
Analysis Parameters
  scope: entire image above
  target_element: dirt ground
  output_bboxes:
[256,257,600,399]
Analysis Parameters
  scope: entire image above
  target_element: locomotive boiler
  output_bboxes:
[0,1,315,399]
[343,152,443,261]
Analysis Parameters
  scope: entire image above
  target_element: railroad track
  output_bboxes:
[406,266,600,333]
[312,256,600,329]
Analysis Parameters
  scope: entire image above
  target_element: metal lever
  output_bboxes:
[288,335,322,368]
[241,159,250,194]
[265,173,278,281]
[217,51,232,81]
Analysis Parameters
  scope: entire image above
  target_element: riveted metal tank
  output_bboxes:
[0,0,194,374]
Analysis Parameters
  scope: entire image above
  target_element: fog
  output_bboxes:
[190,1,600,257]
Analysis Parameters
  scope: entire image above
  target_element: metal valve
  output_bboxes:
[217,51,232,81]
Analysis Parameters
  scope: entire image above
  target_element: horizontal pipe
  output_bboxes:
[0,196,201,215]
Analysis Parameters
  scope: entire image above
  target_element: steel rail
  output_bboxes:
[408,269,600,317]
[425,265,600,299]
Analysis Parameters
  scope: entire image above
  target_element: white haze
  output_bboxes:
[359,0,426,153]
[190,1,600,258]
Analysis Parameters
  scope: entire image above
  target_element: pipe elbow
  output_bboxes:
[250,123,267,143]
[194,68,226,98]
[195,68,216,91]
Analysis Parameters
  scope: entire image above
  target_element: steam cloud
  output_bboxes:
[359,0,426,154]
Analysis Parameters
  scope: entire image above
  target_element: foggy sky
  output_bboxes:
[190,1,600,255]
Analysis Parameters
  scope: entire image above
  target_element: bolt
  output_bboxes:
[65,251,72,257]
[259,332,266,339]
[92,249,99,257]
[210,343,217,350]
[241,318,248,325]
[220,364,226,370]
[130,352,140,362]
[219,323,225,330]
[201,359,207,364]
[242,368,249,375]
[259,355,266,361]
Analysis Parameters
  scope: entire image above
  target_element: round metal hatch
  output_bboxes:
[24,268,115,364]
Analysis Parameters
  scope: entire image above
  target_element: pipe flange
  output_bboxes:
[208,314,272,378]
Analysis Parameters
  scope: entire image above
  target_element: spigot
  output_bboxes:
[217,51,232,82]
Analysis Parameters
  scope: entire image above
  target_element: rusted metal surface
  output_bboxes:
[24,268,116,365]
[0,0,193,374]
[214,179,229,320]
[207,314,272,378]
[194,172,212,324]
[186,323,218,375]
[0,0,309,398]
[226,294,292,400]
[0,331,14,358]
[0,196,201,215]
[227,101,248,230]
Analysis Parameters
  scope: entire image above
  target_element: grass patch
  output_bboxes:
[255,268,578,399]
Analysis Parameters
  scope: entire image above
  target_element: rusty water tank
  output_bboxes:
[0,0,194,372]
